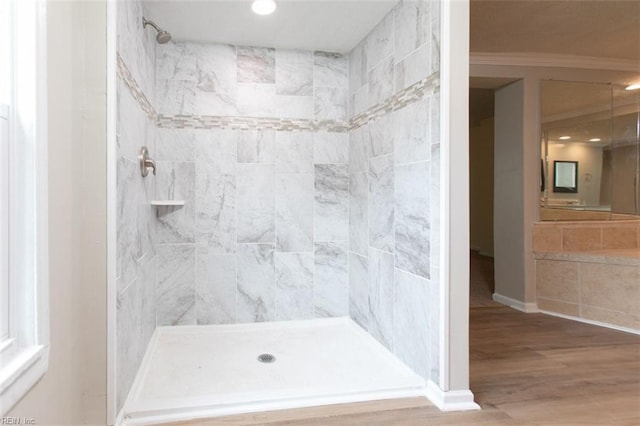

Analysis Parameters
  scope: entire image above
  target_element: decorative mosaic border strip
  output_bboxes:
[117,54,439,133]
[156,115,350,132]
[117,53,158,122]
[349,74,440,131]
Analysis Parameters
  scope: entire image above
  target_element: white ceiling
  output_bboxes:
[143,0,399,53]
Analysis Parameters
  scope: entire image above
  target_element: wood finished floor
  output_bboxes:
[164,255,640,425]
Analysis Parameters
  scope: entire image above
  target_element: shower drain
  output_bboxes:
[257,353,276,363]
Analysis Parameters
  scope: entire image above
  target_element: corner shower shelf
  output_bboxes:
[151,200,185,207]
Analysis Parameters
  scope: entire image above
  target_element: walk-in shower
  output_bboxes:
[113,0,444,423]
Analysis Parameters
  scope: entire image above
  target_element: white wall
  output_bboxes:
[548,143,603,205]
[8,2,107,424]
[494,81,526,302]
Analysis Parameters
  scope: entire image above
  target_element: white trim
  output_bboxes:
[439,0,472,397]
[470,52,640,72]
[538,309,640,336]
[106,0,118,424]
[426,380,480,412]
[492,293,539,313]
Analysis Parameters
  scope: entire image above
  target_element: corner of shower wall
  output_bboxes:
[346,0,442,383]
[115,0,158,414]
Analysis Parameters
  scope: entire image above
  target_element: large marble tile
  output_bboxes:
[314,51,348,89]
[190,41,238,116]
[136,154,156,262]
[314,242,349,317]
[395,43,430,92]
[194,88,239,117]
[428,264,440,382]
[116,278,141,412]
[196,248,236,324]
[393,0,431,61]
[368,56,394,106]
[352,85,369,117]
[369,114,394,158]
[156,79,196,116]
[117,157,139,289]
[195,172,236,254]
[156,245,196,326]
[349,125,370,173]
[156,161,196,244]
[349,253,369,329]
[156,41,197,82]
[140,255,157,346]
[313,132,348,164]
[237,130,275,164]
[156,128,195,162]
[349,171,368,256]
[366,11,394,70]
[368,248,394,350]
[276,174,313,252]
[117,80,146,162]
[348,39,368,94]
[237,163,275,243]
[369,154,394,253]
[393,269,430,379]
[275,252,314,320]
[237,243,275,322]
[275,49,313,96]
[394,98,429,165]
[275,95,314,119]
[429,143,440,267]
[314,164,349,241]
[275,132,314,174]
[237,46,275,83]
[193,42,237,100]
[194,128,237,175]
[237,83,276,117]
[314,87,348,121]
[395,161,430,279]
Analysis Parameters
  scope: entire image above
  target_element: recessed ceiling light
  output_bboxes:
[559,136,571,140]
[252,0,277,15]
[589,138,601,142]
[625,83,640,91]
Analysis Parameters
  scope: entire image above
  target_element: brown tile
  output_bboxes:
[532,226,561,252]
[581,263,640,315]
[602,225,639,249]
[537,297,579,316]
[536,259,579,302]
[562,227,602,251]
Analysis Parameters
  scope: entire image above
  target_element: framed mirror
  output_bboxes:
[553,160,578,193]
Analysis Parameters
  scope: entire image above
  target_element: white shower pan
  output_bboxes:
[119,317,427,425]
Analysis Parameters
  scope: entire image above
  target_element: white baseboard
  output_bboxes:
[426,381,480,412]
[492,293,538,313]
[538,309,640,335]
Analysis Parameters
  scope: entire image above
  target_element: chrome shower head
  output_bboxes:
[142,17,172,44]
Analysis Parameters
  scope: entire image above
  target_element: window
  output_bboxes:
[0,0,49,415]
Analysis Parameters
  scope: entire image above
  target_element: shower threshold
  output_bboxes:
[119,317,427,425]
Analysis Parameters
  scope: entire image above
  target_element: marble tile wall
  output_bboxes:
[346,0,441,383]
[116,0,442,402]
[115,0,157,413]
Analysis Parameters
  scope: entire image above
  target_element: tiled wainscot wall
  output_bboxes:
[115,0,442,408]
[533,220,640,332]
